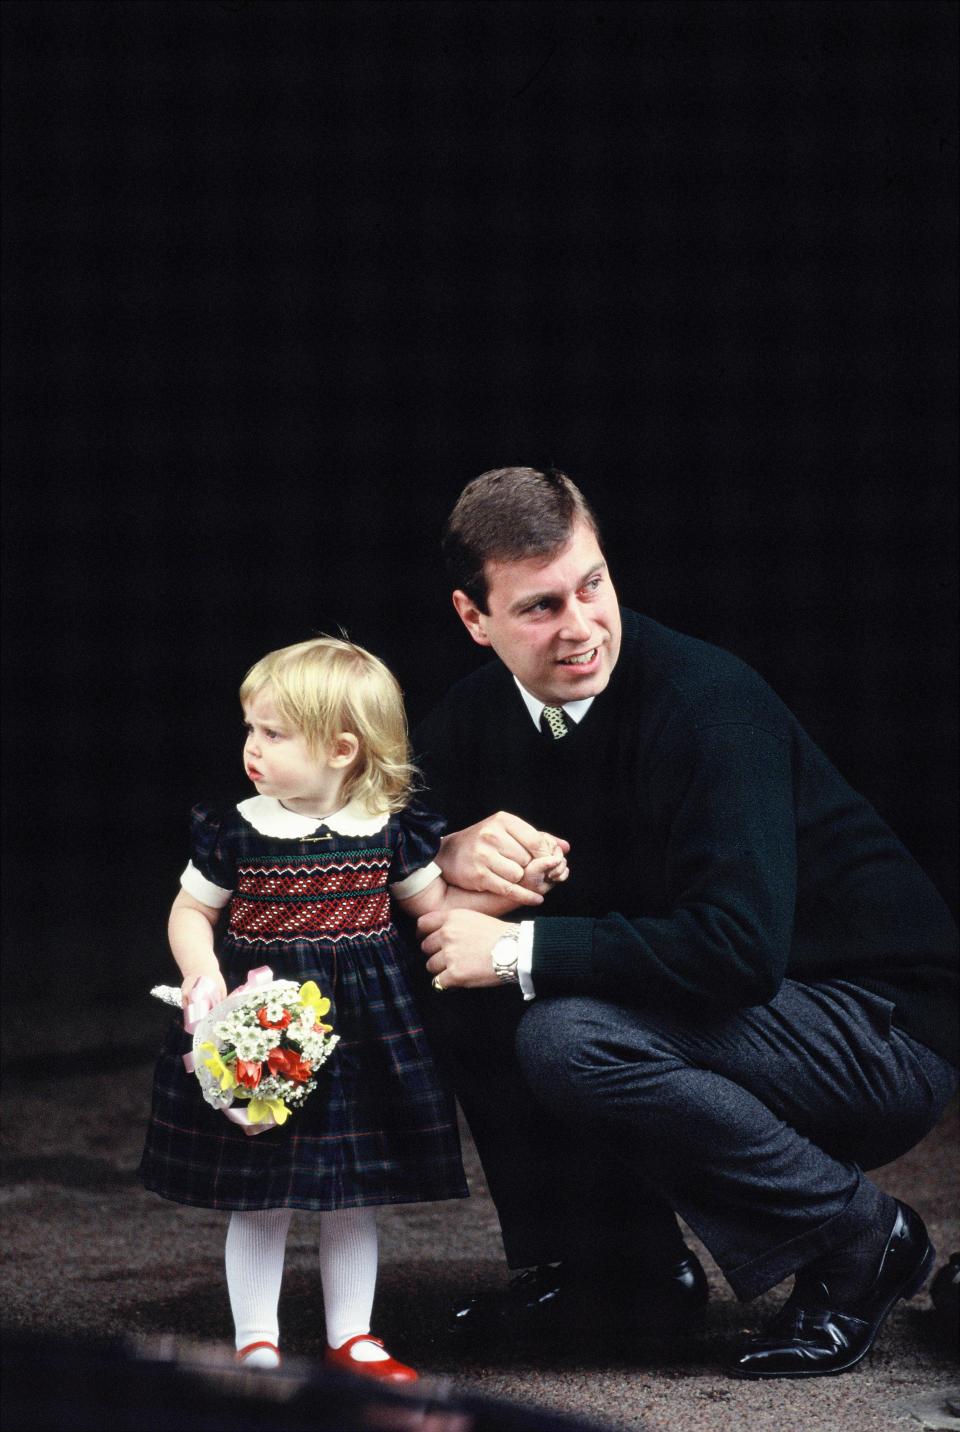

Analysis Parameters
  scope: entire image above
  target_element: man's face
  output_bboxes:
[453,520,622,705]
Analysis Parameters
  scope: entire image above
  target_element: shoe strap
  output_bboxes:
[236,1340,280,1361]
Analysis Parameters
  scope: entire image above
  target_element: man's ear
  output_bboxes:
[452,590,492,647]
[329,732,360,768]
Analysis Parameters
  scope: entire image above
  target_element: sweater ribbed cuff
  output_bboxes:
[531,917,599,994]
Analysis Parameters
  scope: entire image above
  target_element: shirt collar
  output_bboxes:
[513,678,595,732]
[237,794,390,838]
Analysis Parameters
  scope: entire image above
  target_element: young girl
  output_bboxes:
[140,636,565,1381]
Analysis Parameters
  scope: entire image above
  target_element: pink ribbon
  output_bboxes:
[182,977,222,1037]
[224,1106,275,1137]
[232,965,274,998]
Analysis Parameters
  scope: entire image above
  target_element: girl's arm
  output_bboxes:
[168,888,228,1005]
[397,843,568,923]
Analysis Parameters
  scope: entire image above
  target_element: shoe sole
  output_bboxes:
[730,1236,936,1380]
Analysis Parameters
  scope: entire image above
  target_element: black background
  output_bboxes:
[2,0,957,1004]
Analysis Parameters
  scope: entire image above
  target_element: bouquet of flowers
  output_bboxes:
[152,968,338,1135]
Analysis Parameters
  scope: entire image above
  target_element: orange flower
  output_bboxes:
[267,1047,313,1083]
[235,1058,263,1088]
[257,1007,291,1030]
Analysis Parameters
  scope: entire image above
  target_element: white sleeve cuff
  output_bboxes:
[180,861,232,909]
[390,861,443,901]
[517,921,536,1000]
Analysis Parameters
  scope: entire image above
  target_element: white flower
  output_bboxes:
[298,1032,326,1061]
[235,1031,269,1061]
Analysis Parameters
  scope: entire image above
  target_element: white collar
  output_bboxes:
[513,678,595,732]
[237,794,390,839]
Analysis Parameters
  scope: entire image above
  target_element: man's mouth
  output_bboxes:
[557,647,598,667]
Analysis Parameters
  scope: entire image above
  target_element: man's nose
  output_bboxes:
[559,601,592,642]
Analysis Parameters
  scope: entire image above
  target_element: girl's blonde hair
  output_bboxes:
[239,637,417,815]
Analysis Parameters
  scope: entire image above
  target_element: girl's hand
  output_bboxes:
[520,846,569,895]
[180,970,227,1009]
[436,814,570,907]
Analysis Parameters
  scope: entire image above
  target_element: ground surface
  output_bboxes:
[2,1001,958,1431]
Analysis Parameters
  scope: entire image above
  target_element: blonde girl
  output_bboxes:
[141,637,564,1379]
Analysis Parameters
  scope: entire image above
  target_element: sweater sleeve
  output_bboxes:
[532,721,797,1009]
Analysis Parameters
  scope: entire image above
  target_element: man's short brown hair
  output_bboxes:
[442,466,602,612]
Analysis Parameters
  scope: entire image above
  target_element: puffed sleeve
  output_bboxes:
[388,800,446,901]
[179,804,235,909]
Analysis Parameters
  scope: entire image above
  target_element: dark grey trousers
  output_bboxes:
[515,980,957,1299]
[422,979,694,1276]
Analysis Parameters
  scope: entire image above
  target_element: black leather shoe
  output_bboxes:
[451,1249,709,1344]
[451,1264,571,1339]
[731,1201,935,1379]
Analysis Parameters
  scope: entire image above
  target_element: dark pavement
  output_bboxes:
[2,1000,958,1432]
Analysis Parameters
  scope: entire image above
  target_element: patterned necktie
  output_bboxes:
[540,705,570,741]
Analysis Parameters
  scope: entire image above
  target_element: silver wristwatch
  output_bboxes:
[491,928,520,984]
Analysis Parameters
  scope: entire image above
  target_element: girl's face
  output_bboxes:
[242,688,355,817]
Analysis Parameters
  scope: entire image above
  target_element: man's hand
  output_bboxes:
[436,812,570,908]
[418,909,517,988]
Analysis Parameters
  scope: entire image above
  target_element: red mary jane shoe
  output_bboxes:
[235,1340,281,1368]
[324,1334,418,1382]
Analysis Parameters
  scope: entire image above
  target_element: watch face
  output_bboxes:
[493,934,520,982]
[491,929,520,983]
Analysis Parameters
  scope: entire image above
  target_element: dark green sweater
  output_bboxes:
[415,610,958,1065]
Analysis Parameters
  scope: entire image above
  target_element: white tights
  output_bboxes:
[225,1206,388,1359]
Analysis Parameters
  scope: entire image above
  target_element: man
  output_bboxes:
[413,466,958,1377]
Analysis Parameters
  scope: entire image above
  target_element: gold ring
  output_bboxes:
[431,974,445,993]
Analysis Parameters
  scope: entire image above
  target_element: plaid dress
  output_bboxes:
[140,794,468,1211]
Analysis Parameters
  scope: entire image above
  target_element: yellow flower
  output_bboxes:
[198,1042,236,1092]
[247,1096,290,1126]
[299,981,331,1019]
